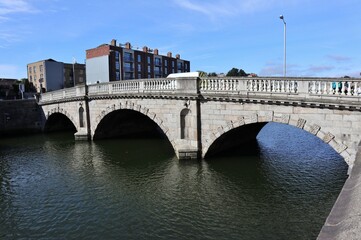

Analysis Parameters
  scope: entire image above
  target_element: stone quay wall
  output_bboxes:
[0,99,42,136]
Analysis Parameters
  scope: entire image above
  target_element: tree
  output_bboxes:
[226,68,240,76]
[226,67,248,77]
[238,69,247,77]
[208,72,217,77]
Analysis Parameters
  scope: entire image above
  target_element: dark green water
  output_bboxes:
[0,123,348,239]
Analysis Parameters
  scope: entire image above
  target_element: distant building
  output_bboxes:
[85,39,190,84]
[27,59,86,93]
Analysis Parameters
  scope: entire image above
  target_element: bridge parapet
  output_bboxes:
[39,76,361,105]
[87,78,178,95]
[39,85,86,103]
[199,77,361,96]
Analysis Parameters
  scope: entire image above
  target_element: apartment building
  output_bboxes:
[27,59,86,93]
[85,39,190,84]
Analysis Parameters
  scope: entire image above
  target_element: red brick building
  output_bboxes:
[85,39,190,84]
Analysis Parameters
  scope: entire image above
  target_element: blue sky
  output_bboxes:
[0,0,360,79]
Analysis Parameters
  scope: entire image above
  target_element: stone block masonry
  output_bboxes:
[0,99,42,136]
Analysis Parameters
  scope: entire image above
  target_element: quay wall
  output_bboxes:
[0,99,42,136]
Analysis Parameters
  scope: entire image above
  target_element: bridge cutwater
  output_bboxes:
[38,76,361,172]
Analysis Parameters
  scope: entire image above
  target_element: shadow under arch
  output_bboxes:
[93,108,174,150]
[205,122,267,158]
[44,112,77,133]
[204,116,350,167]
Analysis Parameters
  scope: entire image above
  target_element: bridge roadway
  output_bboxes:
[39,76,361,238]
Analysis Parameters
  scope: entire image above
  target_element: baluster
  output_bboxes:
[316,81,321,94]
[310,81,314,94]
[266,79,271,92]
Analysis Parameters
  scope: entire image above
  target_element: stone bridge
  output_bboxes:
[38,75,361,238]
[38,76,361,172]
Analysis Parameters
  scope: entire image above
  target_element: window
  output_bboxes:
[137,55,141,62]
[137,64,141,72]
[138,73,142,79]
[147,56,151,64]
[124,62,133,72]
[147,65,151,73]
[116,72,120,81]
[115,61,120,70]
[154,66,161,75]
[154,57,161,66]
[40,65,43,72]
[177,62,183,70]
[164,59,168,67]
[29,66,32,73]
[79,77,84,83]
[125,72,133,80]
[115,51,120,60]
[33,66,36,73]
[124,52,133,62]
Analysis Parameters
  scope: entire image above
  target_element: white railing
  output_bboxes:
[199,77,361,96]
[39,77,361,104]
[87,78,177,95]
[39,85,86,102]
[308,80,361,96]
[199,77,298,93]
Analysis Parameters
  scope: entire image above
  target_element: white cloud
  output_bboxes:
[173,0,277,18]
[0,0,38,16]
[326,54,352,62]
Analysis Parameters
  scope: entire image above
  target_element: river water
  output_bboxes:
[0,123,347,239]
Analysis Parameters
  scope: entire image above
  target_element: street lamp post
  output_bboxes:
[279,15,286,78]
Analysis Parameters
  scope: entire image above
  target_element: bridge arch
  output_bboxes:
[92,102,176,152]
[44,111,77,133]
[203,113,351,166]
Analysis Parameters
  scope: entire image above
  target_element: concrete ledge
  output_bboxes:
[318,146,361,239]
[177,149,200,160]
[74,131,90,141]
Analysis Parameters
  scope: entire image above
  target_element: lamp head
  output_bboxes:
[279,15,284,20]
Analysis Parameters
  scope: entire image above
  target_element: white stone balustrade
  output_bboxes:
[308,79,360,96]
[39,77,361,104]
[87,78,177,95]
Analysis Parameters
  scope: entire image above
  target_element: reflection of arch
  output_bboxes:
[79,107,84,128]
[180,108,190,139]
[203,113,350,166]
[93,102,176,152]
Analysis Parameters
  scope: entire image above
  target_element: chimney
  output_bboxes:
[154,49,159,55]
[111,39,117,46]
[125,42,131,49]
[143,46,148,52]
[167,52,172,58]
[176,54,180,59]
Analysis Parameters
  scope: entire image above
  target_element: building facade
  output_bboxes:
[27,59,86,93]
[85,39,190,84]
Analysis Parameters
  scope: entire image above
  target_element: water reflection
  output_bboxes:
[0,123,347,239]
